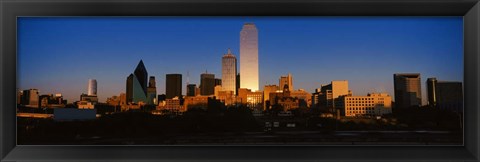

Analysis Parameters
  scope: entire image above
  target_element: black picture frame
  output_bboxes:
[1,0,479,161]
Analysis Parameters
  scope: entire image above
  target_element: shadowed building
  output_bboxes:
[187,84,197,96]
[126,60,149,104]
[427,78,463,112]
[166,74,182,99]
[22,89,39,108]
[200,72,215,96]
[394,73,422,109]
[147,76,157,105]
[240,22,259,91]
[317,80,352,112]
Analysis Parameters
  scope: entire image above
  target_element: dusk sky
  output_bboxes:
[18,17,463,104]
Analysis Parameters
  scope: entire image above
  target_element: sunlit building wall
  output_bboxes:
[393,73,422,109]
[279,73,293,91]
[240,22,259,91]
[339,93,392,117]
[263,85,279,110]
[222,48,237,94]
[318,80,351,111]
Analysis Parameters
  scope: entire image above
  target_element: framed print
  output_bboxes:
[1,0,479,161]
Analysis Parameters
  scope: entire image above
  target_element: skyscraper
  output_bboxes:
[147,76,157,105]
[279,73,293,91]
[87,79,97,96]
[200,72,215,96]
[222,48,237,94]
[126,60,149,104]
[166,74,182,99]
[22,89,39,108]
[393,73,422,109]
[240,22,259,91]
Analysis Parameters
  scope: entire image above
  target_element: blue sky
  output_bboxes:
[18,17,463,104]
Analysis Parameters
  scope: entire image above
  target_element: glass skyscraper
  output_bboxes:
[240,23,259,91]
[126,60,148,104]
[222,48,237,94]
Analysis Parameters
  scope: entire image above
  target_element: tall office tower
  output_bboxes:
[200,73,215,95]
[87,79,97,96]
[187,84,197,96]
[147,76,157,104]
[222,48,237,94]
[279,73,293,91]
[240,22,259,91]
[166,74,182,99]
[22,89,39,108]
[126,60,149,103]
[426,78,437,107]
[393,73,422,109]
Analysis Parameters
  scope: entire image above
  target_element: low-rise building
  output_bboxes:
[337,93,392,117]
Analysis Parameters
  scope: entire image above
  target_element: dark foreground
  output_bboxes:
[18,107,463,145]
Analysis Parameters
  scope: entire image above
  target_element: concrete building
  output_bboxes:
[77,101,95,109]
[80,93,98,104]
[290,89,312,108]
[126,60,149,103]
[394,73,422,109]
[166,74,182,99]
[222,48,237,94]
[311,88,322,109]
[158,97,184,112]
[236,73,240,95]
[215,78,222,86]
[240,22,259,91]
[427,78,463,112]
[216,90,236,106]
[87,79,97,96]
[338,93,392,117]
[317,80,352,112]
[186,84,197,96]
[21,89,39,108]
[279,73,293,92]
[263,85,279,110]
[39,94,66,108]
[200,72,215,96]
[238,88,263,109]
[183,95,210,110]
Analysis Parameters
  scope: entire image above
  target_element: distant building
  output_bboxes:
[311,88,322,109]
[77,101,95,109]
[186,84,197,96]
[240,22,259,91]
[147,76,157,105]
[263,85,279,110]
[238,88,263,109]
[236,73,240,95]
[337,93,392,117]
[22,89,39,108]
[87,79,97,96]
[183,95,210,110]
[214,85,222,97]
[80,93,98,104]
[200,72,215,95]
[317,80,352,112]
[279,73,293,91]
[166,74,182,99]
[215,78,222,86]
[222,48,237,94]
[126,60,149,103]
[39,94,66,108]
[394,73,422,109]
[159,97,184,112]
[290,89,311,108]
[216,90,236,106]
[427,78,463,112]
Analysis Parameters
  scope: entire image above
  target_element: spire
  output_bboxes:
[227,48,231,54]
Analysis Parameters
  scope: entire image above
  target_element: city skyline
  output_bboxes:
[18,17,463,103]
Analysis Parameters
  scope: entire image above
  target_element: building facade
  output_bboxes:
[200,73,215,96]
[166,74,182,99]
[393,73,422,109]
[186,84,197,96]
[427,78,463,112]
[21,89,39,108]
[126,60,149,104]
[222,48,237,94]
[279,73,293,92]
[240,23,259,91]
[87,79,97,96]
[339,93,392,117]
[147,76,157,105]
